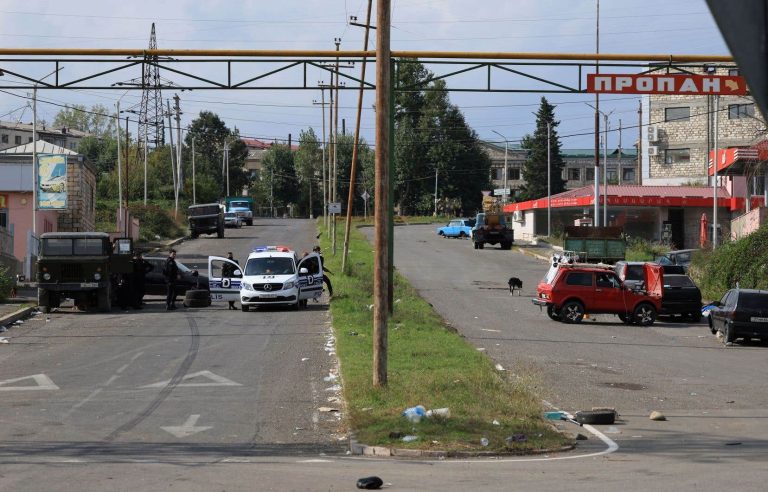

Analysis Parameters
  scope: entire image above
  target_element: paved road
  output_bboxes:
[2,220,767,491]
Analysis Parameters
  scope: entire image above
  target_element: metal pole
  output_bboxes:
[342,0,373,273]
[333,38,341,256]
[603,116,608,226]
[434,167,439,216]
[32,87,38,239]
[713,95,719,249]
[174,94,182,198]
[373,0,391,388]
[594,0,600,228]
[166,99,177,217]
[637,100,642,185]
[116,101,123,226]
[547,121,551,237]
[225,143,230,196]
[143,131,148,205]
[617,119,622,185]
[124,116,129,236]
[319,87,327,228]
[192,137,196,204]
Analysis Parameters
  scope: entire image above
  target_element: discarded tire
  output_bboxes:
[356,476,383,490]
[183,289,210,308]
[575,410,616,425]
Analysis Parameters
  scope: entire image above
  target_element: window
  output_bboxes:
[728,68,739,76]
[28,137,33,142]
[586,168,594,181]
[625,265,645,281]
[568,168,581,181]
[74,238,106,255]
[42,238,73,256]
[565,272,593,287]
[596,273,620,288]
[508,168,521,180]
[665,149,690,165]
[729,104,755,119]
[607,170,618,183]
[14,136,21,145]
[622,168,635,183]
[494,168,504,181]
[665,107,690,122]
[739,292,768,310]
[0,209,7,228]
[245,257,295,276]
[1,134,7,143]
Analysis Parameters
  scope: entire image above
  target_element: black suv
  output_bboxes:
[143,256,210,296]
[708,289,768,344]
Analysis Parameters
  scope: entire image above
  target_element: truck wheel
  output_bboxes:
[478,242,485,250]
[633,303,656,326]
[247,219,253,226]
[546,305,561,321]
[38,289,51,313]
[217,226,224,239]
[561,301,584,324]
[473,242,478,250]
[97,285,112,312]
[501,241,512,250]
[191,231,199,239]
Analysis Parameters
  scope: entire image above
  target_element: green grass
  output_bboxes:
[321,218,570,453]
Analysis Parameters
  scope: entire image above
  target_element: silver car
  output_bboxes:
[224,212,242,228]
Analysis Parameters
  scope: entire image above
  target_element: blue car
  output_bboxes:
[437,218,474,239]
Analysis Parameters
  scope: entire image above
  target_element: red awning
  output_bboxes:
[708,147,760,175]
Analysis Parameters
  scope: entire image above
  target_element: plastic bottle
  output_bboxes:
[480,437,489,447]
[402,405,426,423]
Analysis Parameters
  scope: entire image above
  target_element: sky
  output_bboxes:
[0,0,731,151]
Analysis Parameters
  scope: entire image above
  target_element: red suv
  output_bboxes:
[533,263,663,325]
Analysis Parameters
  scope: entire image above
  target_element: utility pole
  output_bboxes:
[594,0,601,228]
[434,167,439,216]
[166,99,178,217]
[373,0,391,388]
[637,100,642,185]
[713,95,719,249]
[116,101,123,227]
[617,119,622,186]
[313,86,328,229]
[602,119,608,227]
[547,121,551,237]
[332,38,341,256]
[342,0,374,273]
[492,130,508,204]
[192,137,196,204]
[143,130,148,205]
[174,93,182,198]
[270,169,274,218]
[124,116,129,235]
[31,87,38,241]
[225,142,230,196]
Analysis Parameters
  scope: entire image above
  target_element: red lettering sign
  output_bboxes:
[587,74,748,95]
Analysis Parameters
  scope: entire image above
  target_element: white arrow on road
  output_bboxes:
[161,414,212,438]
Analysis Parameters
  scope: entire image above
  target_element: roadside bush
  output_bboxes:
[127,203,186,241]
[691,224,768,301]
[625,237,669,261]
[0,266,13,302]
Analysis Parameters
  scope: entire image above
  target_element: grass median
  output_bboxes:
[320,219,570,453]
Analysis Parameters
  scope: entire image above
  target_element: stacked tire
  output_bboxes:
[184,289,211,308]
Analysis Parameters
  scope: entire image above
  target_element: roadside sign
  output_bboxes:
[361,191,370,201]
[494,188,510,196]
[587,73,748,95]
[328,202,341,214]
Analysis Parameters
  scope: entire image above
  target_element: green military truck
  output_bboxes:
[37,232,134,312]
[563,226,626,264]
[188,203,225,239]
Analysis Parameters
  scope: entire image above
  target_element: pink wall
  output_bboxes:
[7,191,58,261]
[731,207,768,241]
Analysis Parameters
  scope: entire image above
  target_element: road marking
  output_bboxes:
[161,414,212,438]
[140,370,242,388]
[0,374,59,391]
[62,388,103,418]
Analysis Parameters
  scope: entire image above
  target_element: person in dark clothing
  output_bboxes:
[312,246,333,297]
[164,249,180,310]
[131,253,153,309]
[116,272,132,310]
[221,251,240,310]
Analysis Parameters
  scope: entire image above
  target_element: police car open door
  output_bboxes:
[296,253,324,302]
[208,256,242,303]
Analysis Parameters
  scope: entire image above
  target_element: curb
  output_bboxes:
[0,305,36,328]
[514,246,551,263]
[349,438,575,459]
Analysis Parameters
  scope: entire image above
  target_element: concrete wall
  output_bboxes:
[731,207,767,241]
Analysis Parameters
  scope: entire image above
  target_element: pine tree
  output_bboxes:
[520,97,567,201]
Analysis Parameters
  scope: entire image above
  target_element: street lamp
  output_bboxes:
[586,103,613,227]
[31,67,64,241]
[491,130,508,205]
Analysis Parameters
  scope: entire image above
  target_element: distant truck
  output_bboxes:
[563,226,626,264]
[472,195,514,250]
[188,203,225,239]
[37,232,134,312]
[225,196,254,226]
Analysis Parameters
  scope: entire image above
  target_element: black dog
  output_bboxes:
[508,277,523,295]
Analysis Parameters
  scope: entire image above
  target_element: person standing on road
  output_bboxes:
[312,245,333,298]
[221,251,240,310]
[164,249,180,310]
[131,252,153,309]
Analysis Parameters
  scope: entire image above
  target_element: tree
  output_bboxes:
[520,97,567,201]
[294,128,322,217]
[52,104,115,136]
[77,135,118,175]
[259,144,296,214]
[393,61,491,215]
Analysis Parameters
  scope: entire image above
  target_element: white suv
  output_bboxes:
[239,246,324,311]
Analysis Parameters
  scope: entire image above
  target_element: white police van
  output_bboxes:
[207,255,243,304]
[237,246,323,311]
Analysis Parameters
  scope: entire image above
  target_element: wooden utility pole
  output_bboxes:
[333,38,341,255]
[373,0,391,388]
[342,0,373,274]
